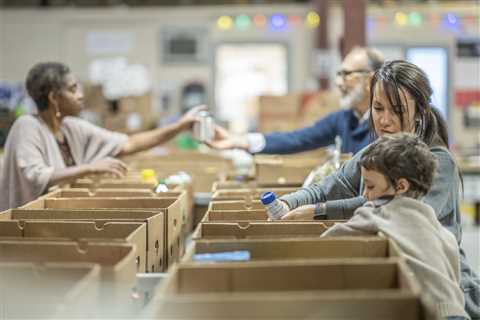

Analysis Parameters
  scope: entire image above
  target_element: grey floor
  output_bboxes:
[462,225,480,274]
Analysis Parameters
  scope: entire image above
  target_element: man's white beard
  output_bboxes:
[340,82,366,109]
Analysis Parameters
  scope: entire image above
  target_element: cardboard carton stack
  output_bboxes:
[257,91,340,134]
[0,184,189,316]
[254,148,329,186]
[123,151,234,193]
[83,84,156,133]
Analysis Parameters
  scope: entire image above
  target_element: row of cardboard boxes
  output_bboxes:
[0,150,286,318]
[0,150,347,318]
[0,185,195,318]
[143,182,438,320]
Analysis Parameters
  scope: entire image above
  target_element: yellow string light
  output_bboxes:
[217,15,233,30]
[395,12,408,26]
[306,11,320,28]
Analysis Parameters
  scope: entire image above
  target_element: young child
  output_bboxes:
[322,132,469,320]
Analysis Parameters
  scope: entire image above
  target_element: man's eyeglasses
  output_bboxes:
[336,69,371,78]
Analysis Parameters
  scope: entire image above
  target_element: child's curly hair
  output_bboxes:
[359,132,437,198]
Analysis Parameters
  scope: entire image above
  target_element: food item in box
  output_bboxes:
[193,250,251,262]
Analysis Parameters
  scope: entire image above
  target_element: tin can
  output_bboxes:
[193,111,214,143]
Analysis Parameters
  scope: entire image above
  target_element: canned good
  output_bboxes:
[193,111,214,143]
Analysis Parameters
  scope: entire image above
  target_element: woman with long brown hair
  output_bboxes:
[280,60,479,319]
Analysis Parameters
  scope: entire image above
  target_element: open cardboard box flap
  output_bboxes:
[184,236,390,262]
[0,220,147,272]
[0,208,166,272]
[146,258,433,320]
[192,221,336,240]
[16,196,185,270]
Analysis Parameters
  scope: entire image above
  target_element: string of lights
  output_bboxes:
[215,11,479,31]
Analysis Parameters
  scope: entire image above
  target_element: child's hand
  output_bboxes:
[281,204,316,220]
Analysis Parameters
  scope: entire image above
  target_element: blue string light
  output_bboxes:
[442,13,459,30]
[269,14,287,31]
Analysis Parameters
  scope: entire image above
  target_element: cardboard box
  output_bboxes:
[211,188,297,201]
[208,200,265,212]
[45,188,183,199]
[149,259,427,320]
[191,221,335,240]
[297,91,340,127]
[0,240,136,310]
[123,150,230,166]
[0,262,100,319]
[211,180,302,192]
[82,84,109,116]
[103,93,155,133]
[253,148,329,186]
[0,220,147,273]
[44,189,192,235]
[17,197,185,270]
[257,94,301,133]
[43,188,193,238]
[168,259,413,293]
[184,237,392,262]
[254,157,323,186]
[201,210,268,222]
[71,178,156,190]
[1,208,166,272]
[123,152,233,193]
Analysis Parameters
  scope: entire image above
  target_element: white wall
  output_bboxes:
[0,5,331,112]
[0,3,478,147]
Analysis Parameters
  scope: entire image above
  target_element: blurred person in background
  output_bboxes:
[208,47,384,155]
[0,62,204,211]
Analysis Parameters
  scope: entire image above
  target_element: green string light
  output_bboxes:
[409,12,423,27]
[236,14,251,30]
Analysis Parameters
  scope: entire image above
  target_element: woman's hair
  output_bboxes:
[368,60,449,148]
[360,132,437,199]
[25,62,70,111]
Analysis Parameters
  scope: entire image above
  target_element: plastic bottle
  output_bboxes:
[164,171,192,186]
[141,169,158,185]
[260,192,289,220]
[154,180,169,193]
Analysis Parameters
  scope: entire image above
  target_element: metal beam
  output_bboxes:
[312,0,330,89]
[341,0,366,58]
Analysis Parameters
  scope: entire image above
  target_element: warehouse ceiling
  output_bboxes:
[0,0,473,7]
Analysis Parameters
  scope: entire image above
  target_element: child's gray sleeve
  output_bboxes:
[280,149,364,213]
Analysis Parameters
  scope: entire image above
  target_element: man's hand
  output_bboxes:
[206,125,249,150]
[281,204,316,220]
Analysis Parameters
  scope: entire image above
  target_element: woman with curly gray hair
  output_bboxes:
[0,62,204,210]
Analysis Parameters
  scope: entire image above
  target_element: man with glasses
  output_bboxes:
[209,47,384,155]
